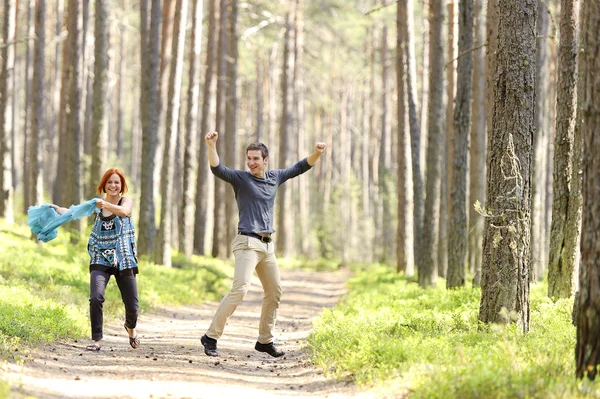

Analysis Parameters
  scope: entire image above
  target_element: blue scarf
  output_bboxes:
[27,199,99,242]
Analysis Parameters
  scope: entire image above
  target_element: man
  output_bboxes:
[201,131,326,358]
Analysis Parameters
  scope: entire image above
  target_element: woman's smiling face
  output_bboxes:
[104,173,122,196]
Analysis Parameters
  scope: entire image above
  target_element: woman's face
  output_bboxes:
[105,173,122,196]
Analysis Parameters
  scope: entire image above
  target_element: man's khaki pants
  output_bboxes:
[206,234,282,344]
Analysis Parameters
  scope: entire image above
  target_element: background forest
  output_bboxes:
[2,0,600,389]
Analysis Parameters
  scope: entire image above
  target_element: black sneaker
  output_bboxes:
[201,334,219,357]
[255,341,285,358]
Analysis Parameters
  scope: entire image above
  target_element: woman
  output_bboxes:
[51,168,140,351]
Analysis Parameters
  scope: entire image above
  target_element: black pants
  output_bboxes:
[89,269,139,341]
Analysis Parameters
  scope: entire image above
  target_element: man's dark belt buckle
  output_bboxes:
[239,231,272,243]
[258,235,272,243]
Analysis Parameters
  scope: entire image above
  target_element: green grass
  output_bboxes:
[309,266,597,398]
[0,219,233,360]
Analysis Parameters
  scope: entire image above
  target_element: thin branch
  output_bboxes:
[365,0,398,16]
[445,41,487,68]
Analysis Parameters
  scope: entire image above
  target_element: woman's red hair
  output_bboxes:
[96,168,128,195]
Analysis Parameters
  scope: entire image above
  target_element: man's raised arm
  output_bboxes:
[307,142,327,166]
[205,131,220,167]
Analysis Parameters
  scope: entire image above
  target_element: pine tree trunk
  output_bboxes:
[293,0,309,257]
[137,0,161,257]
[418,0,444,288]
[441,1,457,279]
[575,0,600,379]
[447,0,473,289]
[548,0,580,299]
[156,0,188,266]
[468,0,486,286]
[46,0,63,197]
[89,0,109,199]
[29,0,45,210]
[0,0,16,222]
[180,0,203,258]
[225,0,239,252]
[397,0,415,276]
[116,0,128,161]
[23,0,35,212]
[530,0,550,282]
[379,11,393,262]
[276,10,293,258]
[404,0,423,268]
[63,0,83,239]
[479,0,536,332]
[194,0,217,255]
[212,0,228,259]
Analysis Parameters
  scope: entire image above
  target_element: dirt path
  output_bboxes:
[3,269,375,399]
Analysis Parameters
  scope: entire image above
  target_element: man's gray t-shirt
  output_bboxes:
[211,159,312,234]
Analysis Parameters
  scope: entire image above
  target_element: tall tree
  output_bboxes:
[447,0,474,288]
[440,0,457,279]
[418,0,444,288]
[137,0,161,257]
[23,0,35,212]
[224,0,239,249]
[181,0,203,258]
[531,0,550,282]
[379,0,393,261]
[575,0,600,380]
[468,0,486,285]
[548,0,581,299]
[0,0,16,222]
[28,0,46,208]
[276,9,294,258]
[212,0,228,258]
[293,0,309,257]
[479,0,536,332]
[194,0,218,255]
[405,0,423,268]
[156,0,188,266]
[89,0,110,199]
[116,0,128,161]
[397,0,415,276]
[62,0,83,232]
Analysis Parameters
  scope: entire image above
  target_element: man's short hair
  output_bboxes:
[246,142,269,159]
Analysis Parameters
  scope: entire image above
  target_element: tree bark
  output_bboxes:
[479,0,536,332]
[63,0,83,239]
[137,0,161,257]
[0,0,16,222]
[418,0,444,288]
[194,0,217,255]
[575,0,600,380]
[29,0,46,210]
[530,0,550,282]
[447,0,473,289]
[548,0,581,299]
[225,0,239,251]
[468,0,486,286]
[89,0,109,199]
[276,10,293,258]
[397,0,415,276]
[180,0,203,258]
[156,0,188,266]
[23,0,35,212]
[212,0,228,259]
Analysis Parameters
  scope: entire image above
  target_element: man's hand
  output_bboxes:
[315,142,326,153]
[205,131,219,146]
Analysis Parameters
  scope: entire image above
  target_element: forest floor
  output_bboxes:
[2,269,383,399]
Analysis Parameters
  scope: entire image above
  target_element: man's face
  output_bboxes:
[247,149,268,177]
